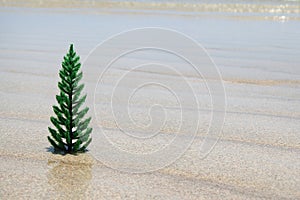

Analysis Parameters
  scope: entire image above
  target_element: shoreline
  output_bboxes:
[1,5,299,199]
[1,0,300,22]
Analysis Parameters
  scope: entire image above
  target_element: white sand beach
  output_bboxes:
[0,0,300,199]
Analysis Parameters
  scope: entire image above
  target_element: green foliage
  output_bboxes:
[48,44,92,153]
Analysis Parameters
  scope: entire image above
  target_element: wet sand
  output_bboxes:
[1,4,300,200]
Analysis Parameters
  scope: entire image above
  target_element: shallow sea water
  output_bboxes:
[0,1,300,199]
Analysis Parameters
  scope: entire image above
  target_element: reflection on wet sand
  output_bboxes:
[46,153,140,199]
[47,154,93,199]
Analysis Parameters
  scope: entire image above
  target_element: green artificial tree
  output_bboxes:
[48,44,92,153]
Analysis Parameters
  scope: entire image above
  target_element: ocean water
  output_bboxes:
[106,0,300,7]
[1,0,299,81]
[1,0,300,20]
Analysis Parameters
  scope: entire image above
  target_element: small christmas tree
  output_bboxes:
[48,44,92,153]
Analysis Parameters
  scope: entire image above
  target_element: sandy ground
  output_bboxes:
[1,5,300,199]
